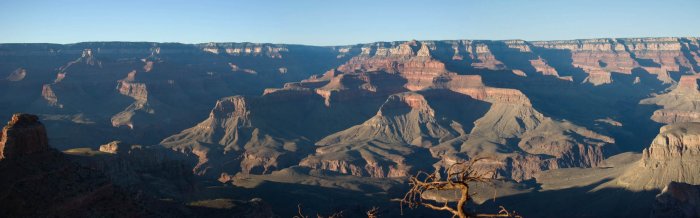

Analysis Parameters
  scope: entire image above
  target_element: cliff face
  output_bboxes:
[0,114,49,159]
[199,42,289,58]
[618,122,700,190]
[530,38,698,84]
[642,75,700,124]
[401,38,698,85]
[642,123,700,165]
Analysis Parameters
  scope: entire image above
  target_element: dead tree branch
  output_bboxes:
[400,158,521,218]
[293,204,344,218]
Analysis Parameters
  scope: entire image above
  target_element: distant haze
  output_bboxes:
[0,0,698,45]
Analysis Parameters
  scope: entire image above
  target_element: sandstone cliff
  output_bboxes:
[618,122,700,190]
[642,75,700,124]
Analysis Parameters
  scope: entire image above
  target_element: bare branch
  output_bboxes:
[294,204,344,218]
[400,158,520,218]
[294,204,308,218]
[366,206,380,218]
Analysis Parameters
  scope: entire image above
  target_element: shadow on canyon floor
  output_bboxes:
[476,178,660,218]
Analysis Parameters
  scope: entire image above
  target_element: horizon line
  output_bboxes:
[1,36,698,47]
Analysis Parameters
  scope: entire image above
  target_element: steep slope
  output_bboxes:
[160,87,383,177]
[300,91,488,177]
[161,95,308,176]
[444,106,615,181]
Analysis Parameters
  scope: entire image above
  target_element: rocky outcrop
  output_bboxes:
[0,114,175,217]
[99,140,123,154]
[641,75,700,124]
[618,123,700,190]
[79,49,101,66]
[41,84,61,107]
[470,42,507,70]
[517,120,614,167]
[642,123,700,165]
[68,144,196,201]
[316,92,454,147]
[0,114,49,159]
[5,68,26,81]
[651,181,700,218]
[111,70,152,129]
[446,100,614,181]
[160,96,312,176]
[300,92,463,177]
[200,42,288,58]
[116,71,148,102]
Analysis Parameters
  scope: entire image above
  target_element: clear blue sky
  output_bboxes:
[1,0,698,45]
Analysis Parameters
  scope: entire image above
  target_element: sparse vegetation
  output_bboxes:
[366,206,380,218]
[400,158,521,218]
[293,204,382,218]
[294,204,344,218]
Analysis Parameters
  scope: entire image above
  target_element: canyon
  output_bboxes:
[2,37,700,217]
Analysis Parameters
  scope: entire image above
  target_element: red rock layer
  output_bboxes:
[0,114,49,159]
[531,38,699,85]
[41,84,60,107]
